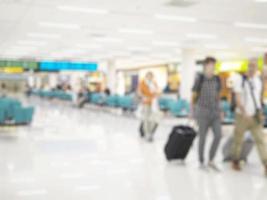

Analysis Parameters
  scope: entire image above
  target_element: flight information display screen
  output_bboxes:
[40,61,98,71]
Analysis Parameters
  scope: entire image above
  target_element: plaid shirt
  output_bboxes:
[192,74,221,110]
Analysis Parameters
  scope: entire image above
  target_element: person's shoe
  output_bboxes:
[199,163,209,171]
[208,162,221,172]
[232,161,241,171]
[147,136,154,143]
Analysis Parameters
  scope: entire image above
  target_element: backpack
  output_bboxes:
[193,73,221,104]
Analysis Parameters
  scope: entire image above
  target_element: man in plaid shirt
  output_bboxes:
[191,57,222,171]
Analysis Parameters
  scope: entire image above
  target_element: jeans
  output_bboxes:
[142,105,157,139]
[195,106,222,164]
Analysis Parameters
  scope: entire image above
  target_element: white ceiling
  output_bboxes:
[0,0,267,65]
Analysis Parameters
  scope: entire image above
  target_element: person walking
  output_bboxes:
[231,58,267,176]
[138,72,160,142]
[191,57,222,170]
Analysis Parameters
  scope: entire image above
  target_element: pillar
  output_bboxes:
[106,59,117,94]
[179,48,197,101]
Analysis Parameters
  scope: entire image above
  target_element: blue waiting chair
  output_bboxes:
[118,96,135,110]
[13,106,34,124]
[0,105,6,124]
[106,95,119,107]
[159,98,172,111]
[169,99,190,117]
[221,100,235,124]
[91,93,105,105]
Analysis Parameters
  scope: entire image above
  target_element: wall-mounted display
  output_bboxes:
[0,60,38,70]
[40,61,98,71]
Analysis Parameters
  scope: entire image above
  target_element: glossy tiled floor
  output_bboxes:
[0,98,266,200]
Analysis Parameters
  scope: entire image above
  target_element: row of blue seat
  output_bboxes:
[0,97,35,125]
[31,90,72,101]
[31,90,237,122]
[29,89,267,126]
[159,97,236,123]
[158,98,190,117]
[31,90,137,111]
[31,90,191,116]
[90,93,137,110]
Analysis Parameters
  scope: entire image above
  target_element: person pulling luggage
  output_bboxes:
[138,72,160,142]
[191,57,222,171]
[231,58,267,177]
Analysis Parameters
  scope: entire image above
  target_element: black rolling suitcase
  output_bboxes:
[164,125,196,161]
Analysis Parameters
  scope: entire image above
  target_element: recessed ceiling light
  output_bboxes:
[39,22,80,29]
[235,22,267,29]
[205,44,229,50]
[76,44,102,49]
[244,37,267,43]
[5,50,33,55]
[27,33,61,39]
[17,189,47,196]
[155,14,197,22]
[17,40,47,46]
[58,5,109,14]
[119,28,154,35]
[251,47,267,52]
[107,51,131,57]
[9,45,37,50]
[186,33,217,39]
[152,41,179,47]
[49,49,86,58]
[93,37,123,43]
[128,46,151,51]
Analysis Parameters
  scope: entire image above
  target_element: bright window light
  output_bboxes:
[39,22,80,29]
[119,29,154,35]
[155,14,197,22]
[58,5,109,14]
[235,22,267,29]
[220,61,245,72]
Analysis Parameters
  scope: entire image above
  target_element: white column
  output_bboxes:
[106,59,117,94]
[263,53,267,78]
[180,48,197,101]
